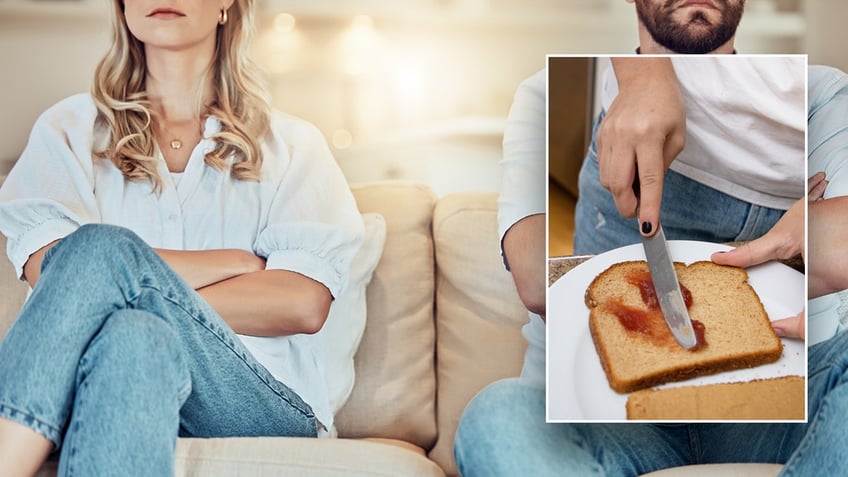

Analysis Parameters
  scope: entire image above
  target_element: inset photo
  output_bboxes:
[546,55,807,423]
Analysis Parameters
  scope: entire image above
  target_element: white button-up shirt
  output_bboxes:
[499,69,546,385]
[0,93,364,430]
[808,65,848,345]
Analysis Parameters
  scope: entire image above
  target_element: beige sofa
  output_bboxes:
[0,180,784,476]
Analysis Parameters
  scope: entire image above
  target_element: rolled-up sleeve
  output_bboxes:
[0,100,100,279]
[254,116,363,299]
[808,65,848,199]
[498,69,547,270]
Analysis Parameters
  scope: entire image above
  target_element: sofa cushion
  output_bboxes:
[337,182,438,450]
[35,437,445,477]
[320,212,386,418]
[640,463,783,476]
[429,191,530,476]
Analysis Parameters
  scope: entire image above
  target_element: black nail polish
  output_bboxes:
[641,221,652,235]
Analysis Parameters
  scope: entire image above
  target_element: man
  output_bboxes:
[453,1,848,475]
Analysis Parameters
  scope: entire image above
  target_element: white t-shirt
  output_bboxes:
[499,69,546,385]
[0,94,364,431]
[602,56,806,211]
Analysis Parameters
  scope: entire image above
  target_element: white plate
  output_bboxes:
[546,240,806,422]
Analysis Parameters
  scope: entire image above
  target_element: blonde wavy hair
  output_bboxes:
[92,0,270,192]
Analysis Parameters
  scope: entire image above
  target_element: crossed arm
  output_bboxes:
[502,213,546,319]
[23,242,331,337]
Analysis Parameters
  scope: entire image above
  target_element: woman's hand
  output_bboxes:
[598,57,686,237]
[772,309,806,340]
[711,195,804,269]
[710,175,817,340]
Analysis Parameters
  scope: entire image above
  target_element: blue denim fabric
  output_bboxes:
[454,330,848,476]
[0,224,316,475]
[573,112,786,255]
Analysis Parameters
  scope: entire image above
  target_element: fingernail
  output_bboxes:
[773,326,785,337]
[641,221,652,235]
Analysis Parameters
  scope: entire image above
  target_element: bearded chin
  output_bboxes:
[637,3,745,54]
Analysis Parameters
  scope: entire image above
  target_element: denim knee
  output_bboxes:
[42,223,149,273]
[81,309,191,401]
[65,223,144,250]
[454,379,545,473]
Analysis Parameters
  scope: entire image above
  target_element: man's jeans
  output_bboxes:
[454,330,848,476]
[0,224,316,475]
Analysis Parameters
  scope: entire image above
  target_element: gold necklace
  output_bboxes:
[158,119,199,151]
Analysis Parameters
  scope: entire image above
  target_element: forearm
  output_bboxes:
[809,198,848,298]
[503,214,546,318]
[610,57,677,94]
[155,248,265,289]
[198,269,332,336]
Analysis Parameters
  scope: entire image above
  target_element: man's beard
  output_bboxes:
[635,0,745,54]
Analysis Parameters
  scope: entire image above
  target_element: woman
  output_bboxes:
[0,0,363,475]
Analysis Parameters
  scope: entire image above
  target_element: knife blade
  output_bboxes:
[641,225,697,349]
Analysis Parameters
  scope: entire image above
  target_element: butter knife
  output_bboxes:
[632,166,697,349]
[641,225,698,349]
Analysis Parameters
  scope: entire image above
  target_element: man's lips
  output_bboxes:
[147,8,186,18]
[679,0,717,9]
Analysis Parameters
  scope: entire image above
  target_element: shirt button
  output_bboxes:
[168,214,178,221]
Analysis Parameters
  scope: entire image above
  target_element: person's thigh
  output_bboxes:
[454,378,692,476]
[778,331,848,475]
[693,423,803,465]
[691,333,848,471]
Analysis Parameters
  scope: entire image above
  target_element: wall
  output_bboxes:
[805,0,848,73]
[0,0,817,190]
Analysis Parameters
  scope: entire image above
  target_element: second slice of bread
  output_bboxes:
[585,261,782,394]
[626,375,805,420]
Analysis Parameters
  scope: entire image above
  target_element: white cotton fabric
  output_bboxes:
[602,56,806,211]
[498,69,547,384]
[807,65,848,345]
[0,93,365,431]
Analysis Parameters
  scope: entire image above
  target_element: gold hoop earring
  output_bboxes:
[218,8,228,25]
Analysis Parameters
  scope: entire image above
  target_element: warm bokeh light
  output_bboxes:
[340,15,382,76]
[332,129,354,149]
[351,15,374,29]
[273,13,296,34]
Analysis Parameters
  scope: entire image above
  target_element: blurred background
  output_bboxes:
[0,0,843,255]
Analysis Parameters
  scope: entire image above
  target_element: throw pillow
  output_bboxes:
[321,212,386,414]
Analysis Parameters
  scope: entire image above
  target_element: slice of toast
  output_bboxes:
[626,375,805,420]
[585,261,782,394]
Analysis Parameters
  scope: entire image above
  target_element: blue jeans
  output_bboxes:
[0,224,316,475]
[574,113,786,255]
[454,330,848,476]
